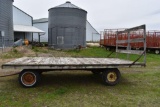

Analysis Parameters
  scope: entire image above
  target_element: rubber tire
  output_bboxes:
[155,50,159,54]
[18,70,41,88]
[91,70,101,75]
[102,68,121,86]
[147,49,150,52]
[39,71,43,75]
[106,47,110,51]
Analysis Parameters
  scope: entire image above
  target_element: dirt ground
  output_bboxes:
[86,43,100,47]
[0,46,49,75]
[0,46,69,76]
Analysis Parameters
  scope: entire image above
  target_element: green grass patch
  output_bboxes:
[32,46,48,53]
[0,46,160,106]
[65,46,146,63]
[0,48,23,59]
[65,46,112,58]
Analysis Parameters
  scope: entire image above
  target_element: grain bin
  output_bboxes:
[48,1,87,49]
[0,0,14,47]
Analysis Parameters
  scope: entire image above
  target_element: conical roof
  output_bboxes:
[49,1,86,12]
[55,1,81,9]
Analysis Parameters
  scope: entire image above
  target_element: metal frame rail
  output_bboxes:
[116,25,146,66]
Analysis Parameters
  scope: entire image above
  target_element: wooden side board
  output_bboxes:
[2,57,145,70]
[4,57,133,65]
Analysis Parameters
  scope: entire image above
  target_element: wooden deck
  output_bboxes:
[2,57,143,70]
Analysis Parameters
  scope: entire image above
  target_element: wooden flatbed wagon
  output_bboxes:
[2,25,146,88]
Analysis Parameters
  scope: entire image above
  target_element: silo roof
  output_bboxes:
[55,1,81,9]
[49,1,86,12]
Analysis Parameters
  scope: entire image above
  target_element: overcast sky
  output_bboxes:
[13,0,160,31]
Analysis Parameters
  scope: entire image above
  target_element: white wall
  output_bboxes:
[25,32,32,41]
[86,21,100,42]
[13,6,32,41]
[13,6,32,26]
[33,22,48,42]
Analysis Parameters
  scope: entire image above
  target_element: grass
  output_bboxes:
[32,46,49,53]
[65,46,109,58]
[66,46,145,62]
[0,48,23,59]
[0,46,160,107]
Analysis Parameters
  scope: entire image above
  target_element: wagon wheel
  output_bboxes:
[18,70,41,88]
[106,47,110,51]
[155,50,159,54]
[102,68,121,86]
[147,49,151,52]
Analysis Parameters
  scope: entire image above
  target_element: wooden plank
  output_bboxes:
[1,56,147,71]
[130,38,145,43]
[116,49,144,55]
[117,25,145,34]
[6,57,28,64]
[2,63,145,70]
[3,57,134,66]
[116,38,144,44]
[1,65,118,70]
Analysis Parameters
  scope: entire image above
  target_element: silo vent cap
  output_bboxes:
[66,1,71,3]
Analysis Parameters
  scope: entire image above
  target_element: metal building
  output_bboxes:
[48,1,87,49]
[13,6,44,43]
[86,21,100,42]
[0,0,14,47]
[33,18,48,42]
[33,18,100,43]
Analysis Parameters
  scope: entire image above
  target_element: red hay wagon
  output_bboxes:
[100,28,160,54]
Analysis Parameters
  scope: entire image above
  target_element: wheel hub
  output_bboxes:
[155,50,159,54]
[107,72,117,82]
[22,73,36,85]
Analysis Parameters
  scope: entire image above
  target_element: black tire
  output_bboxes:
[39,71,43,75]
[102,68,121,86]
[91,70,102,75]
[147,49,151,52]
[106,47,110,51]
[18,70,41,88]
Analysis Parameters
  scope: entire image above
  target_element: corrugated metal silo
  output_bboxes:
[48,1,87,49]
[0,0,14,47]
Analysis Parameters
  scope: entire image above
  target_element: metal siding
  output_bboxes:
[86,21,100,42]
[33,22,48,42]
[48,8,87,49]
[13,6,32,26]
[33,19,99,43]
[25,32,32,41]
[0,0,14,47]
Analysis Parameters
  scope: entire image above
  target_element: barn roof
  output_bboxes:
[14,25,45,33]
